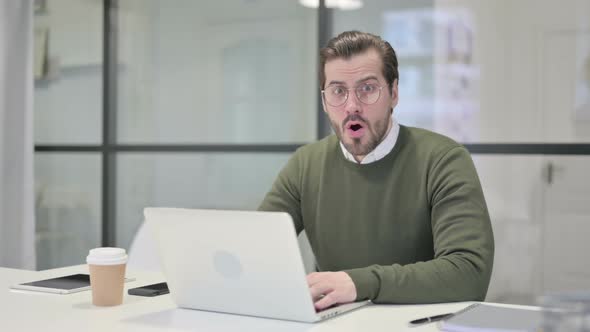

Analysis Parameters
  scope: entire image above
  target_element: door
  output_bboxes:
[539,25,590,294]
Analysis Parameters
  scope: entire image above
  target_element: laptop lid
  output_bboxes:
[144,207,321,322]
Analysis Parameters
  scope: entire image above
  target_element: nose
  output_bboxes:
[344,92,362,114]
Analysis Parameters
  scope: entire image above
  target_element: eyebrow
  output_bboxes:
[326,75,380,87]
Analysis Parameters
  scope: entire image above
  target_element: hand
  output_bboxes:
[306,271,357,311]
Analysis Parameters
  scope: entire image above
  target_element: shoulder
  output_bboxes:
[403,126,461,150]
[401,125,466,161]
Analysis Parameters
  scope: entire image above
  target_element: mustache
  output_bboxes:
[342,114,368,128]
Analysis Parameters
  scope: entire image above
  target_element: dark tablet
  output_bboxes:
[10,273,135,294]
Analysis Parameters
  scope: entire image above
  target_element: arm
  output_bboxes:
[345,146,494,303]
[258,151,304,234]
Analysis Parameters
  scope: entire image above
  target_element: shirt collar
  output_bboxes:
[340,117,400,164]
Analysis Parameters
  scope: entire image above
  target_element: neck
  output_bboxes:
[353,154,365,163]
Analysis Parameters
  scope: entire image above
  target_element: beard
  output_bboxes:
[330,112,391,158]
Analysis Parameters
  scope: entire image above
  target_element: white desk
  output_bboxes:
[0,265,528,331]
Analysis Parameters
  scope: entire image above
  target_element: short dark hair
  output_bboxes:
[319,31,399,93]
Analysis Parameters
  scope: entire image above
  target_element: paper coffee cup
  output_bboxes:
[86,247,128,306]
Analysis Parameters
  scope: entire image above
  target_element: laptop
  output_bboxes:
[143,207,369,323]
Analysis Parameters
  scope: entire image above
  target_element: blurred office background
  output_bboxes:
[22,0,590,305]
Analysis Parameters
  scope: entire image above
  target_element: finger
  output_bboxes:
[314,293,337,311]
[309,283,333,300]
[306,272,324,286]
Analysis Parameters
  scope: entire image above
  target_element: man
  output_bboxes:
[258,31,494,311]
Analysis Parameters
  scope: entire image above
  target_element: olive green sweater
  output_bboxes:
[258,125,494,303]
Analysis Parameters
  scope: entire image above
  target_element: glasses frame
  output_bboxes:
[321,83,385,107]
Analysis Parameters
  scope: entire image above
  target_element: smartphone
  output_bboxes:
[10,274,135,294]
[127,282,169,297]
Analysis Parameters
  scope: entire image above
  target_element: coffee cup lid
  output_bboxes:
[86,247,128,265]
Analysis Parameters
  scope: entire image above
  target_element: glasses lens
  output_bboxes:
[325,86,347,106]
[356,83,380,105]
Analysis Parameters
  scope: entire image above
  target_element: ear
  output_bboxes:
[390,79,399,109]
[321,92,328,113]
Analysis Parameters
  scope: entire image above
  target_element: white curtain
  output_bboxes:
[0,0,36,269]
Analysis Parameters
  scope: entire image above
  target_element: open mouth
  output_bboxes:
[346,121,364,131]
[345,121,366,138]
[350,124,362,131]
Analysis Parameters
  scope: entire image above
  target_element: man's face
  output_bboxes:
[322,49,398,161]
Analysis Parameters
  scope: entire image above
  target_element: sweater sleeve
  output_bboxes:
[257,150,304,234]
[344,146,494,303]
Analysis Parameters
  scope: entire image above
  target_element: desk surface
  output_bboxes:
[0,265,532,332]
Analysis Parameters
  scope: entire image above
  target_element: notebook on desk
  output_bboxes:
[440,303,542,332]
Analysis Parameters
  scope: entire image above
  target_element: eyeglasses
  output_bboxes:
[321,82,384,107]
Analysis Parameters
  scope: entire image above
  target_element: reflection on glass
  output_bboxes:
[33,0,103,144]
[471,155,545,304]
[473,155,590,305]
[382,7,478,142]
[574,49,590,121]
[332,0,590,142]
[222,40,295,142]
[116,153,291,250]
[117,1,317,143]
[35,153,102,270]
